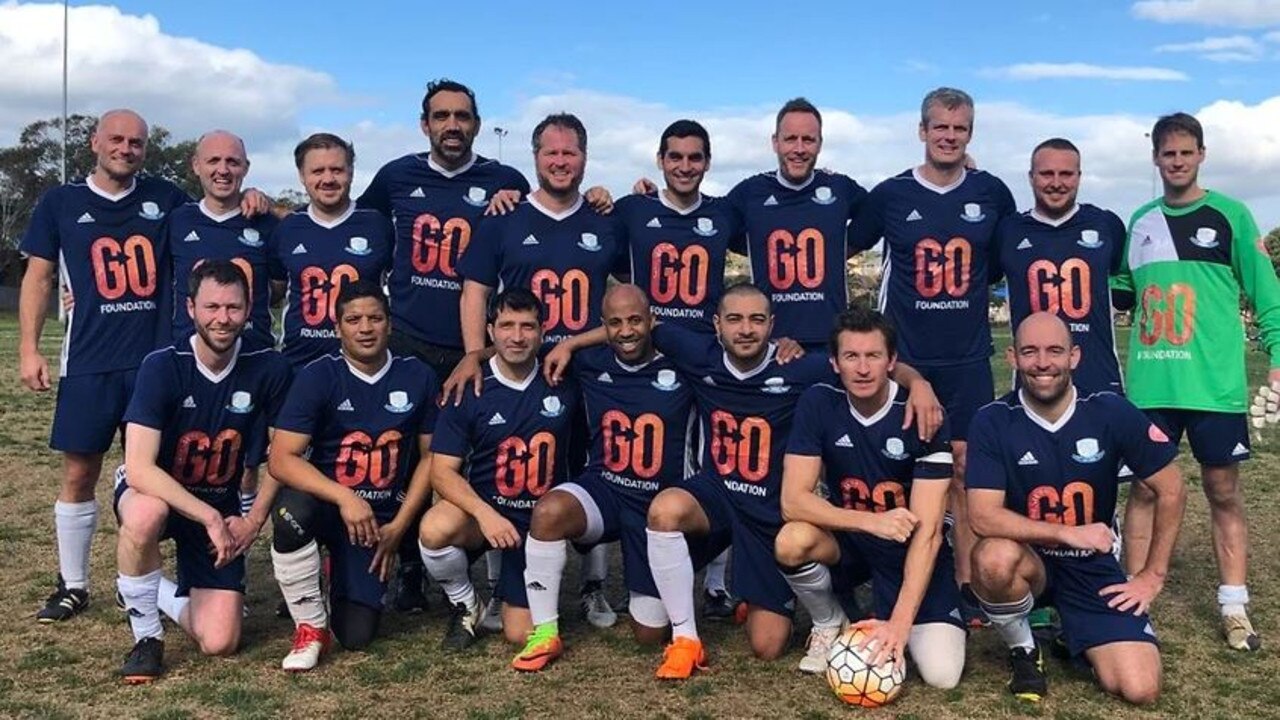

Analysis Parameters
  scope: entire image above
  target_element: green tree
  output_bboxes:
[1264,225,1280,277]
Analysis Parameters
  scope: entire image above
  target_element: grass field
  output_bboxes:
[1,315,1277,720]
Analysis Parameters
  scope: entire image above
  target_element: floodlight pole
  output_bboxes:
[493,126,508,162]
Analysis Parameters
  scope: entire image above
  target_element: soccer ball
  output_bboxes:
[825,627,905,707]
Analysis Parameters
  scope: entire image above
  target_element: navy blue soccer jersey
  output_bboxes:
[357,153,529,349]
[20,176,191,376]
[124,339,292,513]
[966,389,1178,559]
[430,358,581,526]
[573,344,695,500]
[615,192,742,333]
[851,168,1016,366]
[995,204,1126,394]
[166,201,280,349]
[726,170,867,344]
[652,323,836,526]
[459,196,628,346]
[269,206,393,367]
[274,353,438,519]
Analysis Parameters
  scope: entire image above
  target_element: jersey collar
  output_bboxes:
[189,334,241,384]
[86,175,138,202]
[1029,204,1079,227]
[658,190,704,215]
[306,202,355,229]
[489,356,540,391]
[847,380,898,427]
[344,350,393,385]
[722,343,777,380]
[426,152,476,178]
[1018,385,1078,433]
[612,351,664,373]
[774,170,815,191]
[911,166,965,195]
[199,198,242,223]
[527,192,583,221]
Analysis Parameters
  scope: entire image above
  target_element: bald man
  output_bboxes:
[964,313,1186,705]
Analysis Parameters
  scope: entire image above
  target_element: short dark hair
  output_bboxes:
[1151,112,1203,151]
[658,119,711,159]
[420,78,479,122]
[489,287,545,324]
[1030,137,1080,168]
[531,113,587,153]
[829,302,897,358]
[294,132,355,170]
[717,281,772,316]
[775,97,822,132]
[334,278,389,317]
[188,259,248,302]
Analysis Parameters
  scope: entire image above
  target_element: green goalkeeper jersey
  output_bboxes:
[1112,190,1280,413]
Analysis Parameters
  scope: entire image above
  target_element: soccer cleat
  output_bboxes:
[511,625,564,672]
[1223,613,1263,652]
[580,582,617,629]
[392,563,429,614]
[281,623,330,672]
[479,594,504,633]
[1007,644,1048,702]
[702,589,736,621]
[799,625,843,674]
[37,577,90,623]
[120,637,164,684]
[656,636,707,680]
[443,600,483,651]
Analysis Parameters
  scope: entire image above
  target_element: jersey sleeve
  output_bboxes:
[1228,203,1280,368]
[1104,210,1127,275]
[272,364,328,437]
[912,417,954,480]
[262,356,294,428]
[122,352,177,430]
[429,399,471,458]
[962,409,1008,492]
[988,215,1011,285]
[785,389,827,456]
[18,188,62,261]
[1109,397,1178,477]
[993,176,1017,219]
[167,182,194,210]
[651,322,718,373]
[267,227,287,281]
[847,184,887,253]
[377,214,396,276]
[418,366,440,435]
[355,165,393,217]
[843,177,870,250]
[1111,211,1138,299]
[609,214,631,280]
[725,180,749,255]
[503,166,532,196]
[458,214,503,287]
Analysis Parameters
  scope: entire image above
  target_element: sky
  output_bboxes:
[4,0,1280,229]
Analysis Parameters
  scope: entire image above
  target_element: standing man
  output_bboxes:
[1115,112,1280,652]
[727,98,867,350]
[850,88,1017,623]
[114,260,291,682]
[966,313,1185,704]
[995,138,1126,395]
[20,109,189,622]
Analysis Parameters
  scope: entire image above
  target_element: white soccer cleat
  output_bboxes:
[799,624,843,674]
[479,595,504,633]
[580,585,618,629]
[281,623,330,672]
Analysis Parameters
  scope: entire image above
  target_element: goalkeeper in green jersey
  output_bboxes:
[1113,112,1280,653]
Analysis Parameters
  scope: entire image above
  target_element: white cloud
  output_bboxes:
[1133,0,1280,28]
[1156,34,1266,60]
[0,2,339,146]
[982,63,1189,81]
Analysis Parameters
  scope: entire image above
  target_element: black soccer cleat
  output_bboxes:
[37,577,89,623]
[702,589,736,621]
[1008,644,1048,702]
[392,563,429,614]
[442,601,482,651]
[120,637,164,684]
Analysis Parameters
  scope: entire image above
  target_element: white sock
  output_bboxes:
[421,542,476,609]
[583,543,608,584]
[272,541,327,629]
[647,529,698,641]
[157,575,190,626]
[783,562,847,629]
[525,538,567,627]
[977,591,1035,652]
[55,500,98,590]
[1218,584,1249,617]
[239,491,257,517]
[485,548,502,588]
[118,570,163,642]
[703,549,729,594]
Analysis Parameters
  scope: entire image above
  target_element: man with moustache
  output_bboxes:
[966,313,1185,704]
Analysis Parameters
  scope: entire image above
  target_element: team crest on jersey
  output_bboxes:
[345,237,372,256]
[761,376,790,394]
[1071,437,1104,463]
[881,437,909,460]
[464,187,488,207]
[961,203,985,223]
[540,395,565,417]
[693,217,717,237]
[578,233,601,252]
[1077,229,1102,249]
[139,201,164,220]
[652,369,681,391]
[1190,227,1219,249]
[812,186,835,205]
[239,228,263,247]
[227,391,254,414]
[385,390,414,413]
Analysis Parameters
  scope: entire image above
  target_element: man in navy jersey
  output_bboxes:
[114,260,291,683]
[966,313,1185,704]
[271,133,393,368]
[777,304,964,684]
[850,88,1017,622]
[511,285,695,671]
[19,109,210,622]
[267,280,437,671]
[994,138,1126,395]
[726,98,867,349]
[418,288,580,650]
